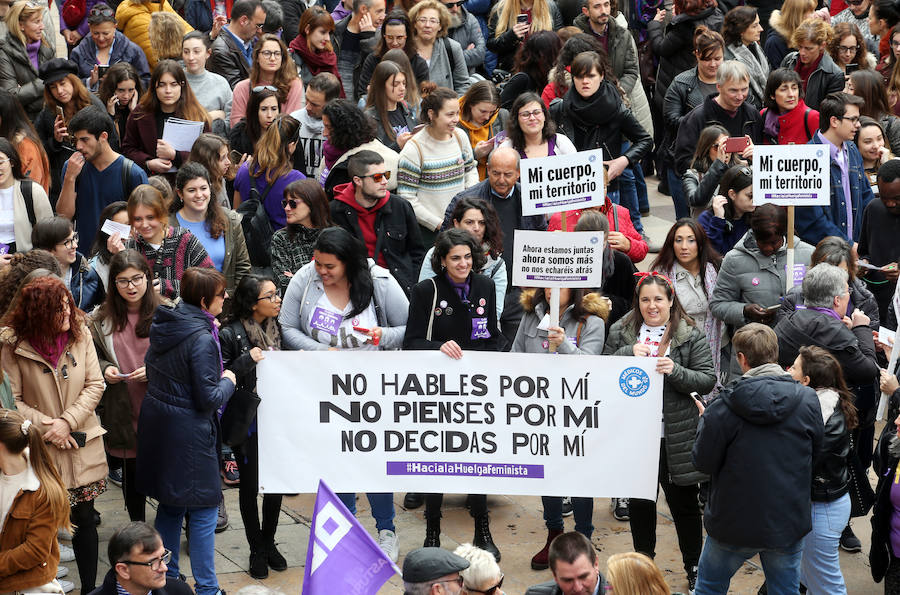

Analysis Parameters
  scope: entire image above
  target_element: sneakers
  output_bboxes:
[840,523,862,552]
[687,565,698,595]
[56,566,69,579]
[221,452,240,486]
[58,543,75,563]
[403,493,424,509]
[216,496,228,533]
[378,529,399,563]
[531,528,564,570]
[108,467,123,487]
[561,497,574,517]
[611,498,630,521]
[58,579,75,593]
[267,543,287,571]
[249,550,268,579]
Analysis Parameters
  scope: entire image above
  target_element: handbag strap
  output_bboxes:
[426,278,437,341]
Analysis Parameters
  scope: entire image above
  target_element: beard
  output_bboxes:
[449,13,463,29]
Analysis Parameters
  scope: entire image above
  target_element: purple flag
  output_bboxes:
[301,480,400,595]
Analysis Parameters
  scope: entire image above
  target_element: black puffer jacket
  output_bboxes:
[811,389,851,502]
[777,278,880,330]
[871,422,900,583]
[647,6,724,114]
[661,67,709,164]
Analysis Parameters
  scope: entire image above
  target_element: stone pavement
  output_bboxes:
[67,175,884,595]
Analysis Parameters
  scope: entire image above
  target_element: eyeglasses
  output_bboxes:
[518,109,543,120]
[252,85,277,93]
[466,574,504,595]
[216,289,228,299]
[115,274,147,289]
[838,44,859,53]
[433,577,464,589]
[121,550,171,571]
[254,21,265,29]
[59,233,79,249]
[259,49,282,59]
[256,291,281,302]
[416,17,440,25]
[361,171,391,182]
[891,40,900,48]
[282,198,304,209]
[839,114,861,123]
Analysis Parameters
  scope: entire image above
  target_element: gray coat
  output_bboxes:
[447,7,485,74]
[604,316,716,486]
[573,14,638,95]
[511,290,609,355]
[428,36,470,96]
[279,258,409,350]
[709,230,814,328]
[0,33,55,119]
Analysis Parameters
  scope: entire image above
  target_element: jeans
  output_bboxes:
[616,165,645,234]
[667,168,690,220]
[695,535,803,595]
[155,504,219,595]
[800,493,850,594]
[542,496,593,537]
[635,162,650,212]
[337,493,396,532]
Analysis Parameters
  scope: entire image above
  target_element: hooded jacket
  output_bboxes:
[330,182,425,296]
[136,301,235,507]
[0,32,55,119]
[512,289,609,355]
[693,364,823,548]
[605,317,716,485]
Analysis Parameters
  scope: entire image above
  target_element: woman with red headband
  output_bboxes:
[603,271,715,595]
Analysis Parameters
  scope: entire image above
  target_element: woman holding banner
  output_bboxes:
[278,227,409,563]
[603,272,715,594]
[404,227,503,561]
[512,285,609,570]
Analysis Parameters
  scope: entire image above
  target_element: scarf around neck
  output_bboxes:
[241,317,282,351]
[289,34,338,74]
[32,332,69,369]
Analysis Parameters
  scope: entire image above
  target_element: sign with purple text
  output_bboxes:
[520,148,605,216]
[752,144,829,206]
[256,351,662,499]
[512,230,604,288]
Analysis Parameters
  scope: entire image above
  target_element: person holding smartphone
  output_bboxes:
[485,0,563,72]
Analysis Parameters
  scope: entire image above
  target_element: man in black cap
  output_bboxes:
[402,547,469,594]
[525,532,607,595]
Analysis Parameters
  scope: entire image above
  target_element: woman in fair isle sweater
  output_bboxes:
[397,86,479,248]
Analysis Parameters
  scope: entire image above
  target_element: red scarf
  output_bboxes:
[289,34,342,78]
[32,332,69,369]
[795,53,822,91]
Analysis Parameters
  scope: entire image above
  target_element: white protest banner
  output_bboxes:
[257,351,662,499]
[520,148,605,216]
[511,230,603,288]
[752,144,829,206]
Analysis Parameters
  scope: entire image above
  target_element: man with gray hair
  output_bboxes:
[674,60,761,176]
[774,262,879,386]
[402,547,469,595]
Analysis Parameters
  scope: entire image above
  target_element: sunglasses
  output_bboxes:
[360,171,391,182]
[466,574,504,595]
[89,5,114,17]
[444,0,465,6]
[252,85,277,93]
[282,198,303,209]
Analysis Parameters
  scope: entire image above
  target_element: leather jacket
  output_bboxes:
[811,401,851,502]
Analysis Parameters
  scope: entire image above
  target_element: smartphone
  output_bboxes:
[689,392,703,405]
[71,431,86,448]
[516,13,528,23]
[765,304,782,311]
[97,65,109,77]
[724,136,749,153]
[229,150,243,163]
[846,63,859,74]
[55,105,64,120]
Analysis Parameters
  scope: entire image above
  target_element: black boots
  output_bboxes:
[424,517,440,547]
[473,514,500,562]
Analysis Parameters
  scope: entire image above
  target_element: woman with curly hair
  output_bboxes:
[723,6,768,108]
[780,18,844,110]
[0,275,107,593]
[828,22,873,73]
[230,34,304,127]
[498,30,562,111]
[148,12,186,64]
[409,0,470,95]
[358,10,429,95]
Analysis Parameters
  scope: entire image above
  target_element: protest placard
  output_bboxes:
[257,351,663,499]
[520,149,605,216]
[511,230,603,288]
[752,144,829,206]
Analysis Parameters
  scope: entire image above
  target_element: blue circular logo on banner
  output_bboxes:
[619,367,650,397]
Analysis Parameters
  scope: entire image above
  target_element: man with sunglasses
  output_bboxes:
[89,522,192,595]
[331,150,424,296]
[402,547,470,595]
[443,0,485,76]
[209,0,267,88]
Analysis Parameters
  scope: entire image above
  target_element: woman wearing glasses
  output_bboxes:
[136,267,236,595]
[230,34,303,128]
[409,0,470,96]
[827,23,874,75]
[499,91,575,159]
[219,274,286,579]
[269,179,333,294]
[122,60,211,179]
[358,10,429,95]
[31,216,104,311]
[89,250,164,522]
[1,275,107,593]
[0,0,55,120]
[70,3,150,93]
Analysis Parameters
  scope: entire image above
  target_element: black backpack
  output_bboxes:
[236,174,275,268]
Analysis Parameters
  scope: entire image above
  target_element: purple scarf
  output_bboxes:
[33,332,69,369]
[26,40,41,70]
[446,273,471,303]
[202,309,224,372]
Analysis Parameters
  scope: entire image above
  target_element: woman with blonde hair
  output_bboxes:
[487,0,563,73]
[764,0,816,70]
[606,552,671,595]
[779,18,844,110]
[454,543,505,595]
[0,0,55,119]
[148,12,185,63]
[230,34,304,127]
[409,0,470,96]
[114,0,192,69]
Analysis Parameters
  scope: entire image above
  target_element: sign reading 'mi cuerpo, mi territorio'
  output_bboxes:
[256,351,662,499]
[512,230,604,288]
[520,148,605,216]
[752,144,830,206]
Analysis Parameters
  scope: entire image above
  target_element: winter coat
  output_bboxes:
[0,465,60,593]
[755,100,819,146]
[366,103,417,153]
[70,30,150,90]
[486,0,563,72]
[662,67,709,164]
[682,159,727,213]
[69,253,104,312]
[604,317,716,485]
[171,209,250,295]
[447,7,486,73]
[774,307,880,387]
[780,51,845,110]
[280,259,410,351]
[764,28,790,71]
[708,229,814,328]
[674,94,761,174]
[219,318,281,396]
[693,365,824,548]
[724,42,769,109]
[1,324,107,490]
[114,0,193,69]
[777,278,879,330]
[573,14,638,94]
[208,27,250,89]
[0,33,55,119]
[90,568,193,595]
[423,36,470,96]
[647,6,724,114]
[136,301,235,507]
[512,289,609,355]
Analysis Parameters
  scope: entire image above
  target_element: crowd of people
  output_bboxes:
[2,0,900,592]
